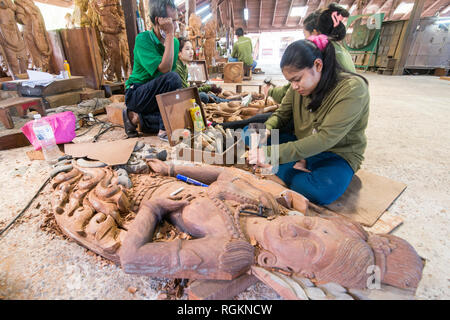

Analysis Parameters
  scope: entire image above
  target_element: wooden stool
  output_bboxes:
[243,64,252,80]
[0,97,46,129]
[235,83,263,94]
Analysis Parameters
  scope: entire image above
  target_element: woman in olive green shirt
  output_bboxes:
[267,3,356,103]
[249,36,369,206]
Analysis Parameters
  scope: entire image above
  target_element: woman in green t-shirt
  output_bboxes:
[176,38,230,104]
[248,36,369,206]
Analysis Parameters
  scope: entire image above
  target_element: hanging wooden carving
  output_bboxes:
[73,0,91,27]
[15,0,52,72]
[0,0,28,77]
[89,0,131,82]
[203,19,217,67]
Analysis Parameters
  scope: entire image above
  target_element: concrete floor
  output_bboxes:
[0,70,449,300]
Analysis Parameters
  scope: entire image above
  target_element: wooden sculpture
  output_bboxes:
[51,159,424,293]
[188,13,202,41]
[0,0,28,77]
[15,0,52,72]
[203,19,217,67]
[90,0,131,82]
[73,0,91,27]
[224,62,244,83]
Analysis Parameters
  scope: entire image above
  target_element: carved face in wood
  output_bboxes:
[256,215,423,289]
[258,216,359,273]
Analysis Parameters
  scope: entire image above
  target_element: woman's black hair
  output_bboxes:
[280,40,339,112]
[303,10,320,33]
[280,39,368,112]
[149,0,176,25]
[317,3,350,41]
[178,37,190,51]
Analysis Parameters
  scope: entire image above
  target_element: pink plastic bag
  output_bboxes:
[21,111,77,150]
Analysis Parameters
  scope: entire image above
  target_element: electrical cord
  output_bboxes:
[0,177,50,238]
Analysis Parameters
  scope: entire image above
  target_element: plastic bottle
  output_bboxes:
[189,99,205,132]
[63,60,71,78]
[32,114,60,164]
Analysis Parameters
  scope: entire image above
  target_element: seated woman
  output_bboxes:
[267,3,356,104]
[176,38,230,104]
[249,36,370,206]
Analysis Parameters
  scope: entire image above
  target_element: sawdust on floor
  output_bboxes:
[0,73,449,300]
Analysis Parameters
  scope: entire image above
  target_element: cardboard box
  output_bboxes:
[156,87,244,166]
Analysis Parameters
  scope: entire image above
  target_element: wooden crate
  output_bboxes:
[156,87,244,165]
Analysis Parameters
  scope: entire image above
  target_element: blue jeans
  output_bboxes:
[199,92,230,104]
[228,57,257,71]
[125,72,182,132]
[243,127,354,205]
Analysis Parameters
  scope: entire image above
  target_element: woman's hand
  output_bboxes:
[249,147,272,171]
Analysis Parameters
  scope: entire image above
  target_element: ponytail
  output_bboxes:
[317,3,350,41]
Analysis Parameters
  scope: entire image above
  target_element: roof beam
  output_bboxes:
[272,0,279,26]
[422,0,448,17]
[285,0,295,25]
[259,0,263,28]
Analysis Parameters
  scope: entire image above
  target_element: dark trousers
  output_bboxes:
[125,72,182,133]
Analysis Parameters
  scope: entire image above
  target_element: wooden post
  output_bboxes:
[122,0,138,68]
[188,0,196,19]
[393,0,426,75]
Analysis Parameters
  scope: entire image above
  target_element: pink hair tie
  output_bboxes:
[331,11,344,27]
[307,34,329,52]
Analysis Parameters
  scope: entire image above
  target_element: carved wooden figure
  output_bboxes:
[15,0,52,72]
[188,13,202,40]
[73,0,91,27]
[90,0,131,82]
[51,159,424,293]
[203,19,217,67]
[0,0,28,77]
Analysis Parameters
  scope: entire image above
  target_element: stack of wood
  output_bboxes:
[1,76,104,110]
[203,91,279,123]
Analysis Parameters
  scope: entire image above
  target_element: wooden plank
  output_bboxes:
[43,92,81,109]
[105,102,126,126]
[59,28,103,89]
[363,211,404,234]
[188,274,258,300]
[18,76,86,97]
[122,0,138,68]
[324,170,407,227]
[47,30,66,75]
[0,132,30,150]
[393,0,426,75]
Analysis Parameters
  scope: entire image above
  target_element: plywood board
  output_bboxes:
[325,170,407,227]
[59,28,103,89]
[64,138,137,166]
[364,211,404,234]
